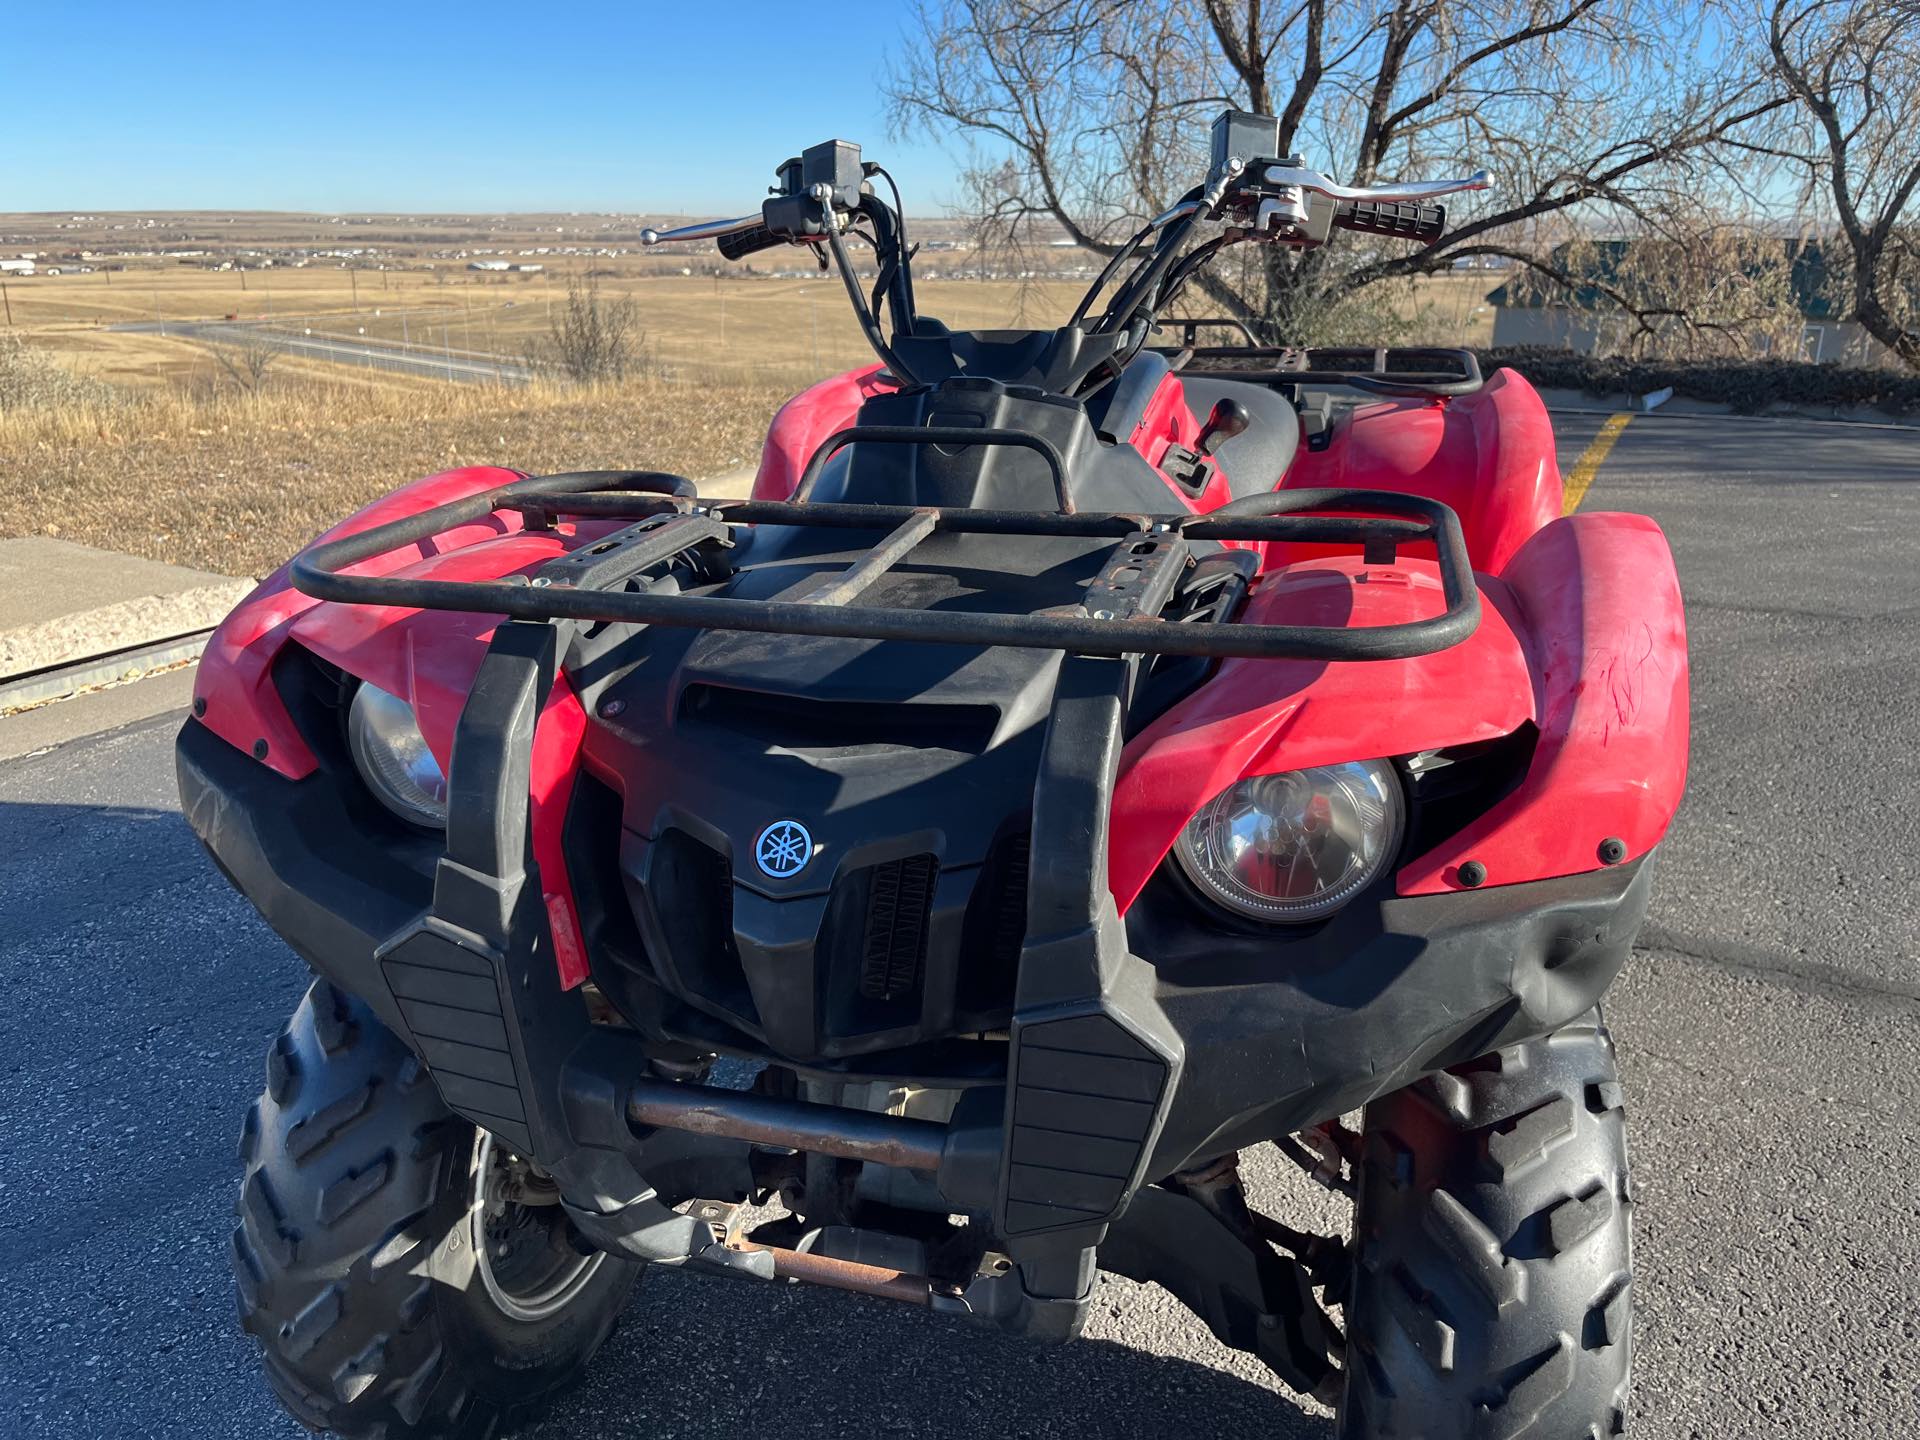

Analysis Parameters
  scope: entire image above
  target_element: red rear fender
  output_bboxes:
[752,364,891,501]
[1281,368,1563,573]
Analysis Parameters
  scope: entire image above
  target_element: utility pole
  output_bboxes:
[2,281,11,326]
[350,268,359,311]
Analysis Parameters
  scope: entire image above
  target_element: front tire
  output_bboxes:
[1338,1012,1633,1439]
[233,980,636,1438]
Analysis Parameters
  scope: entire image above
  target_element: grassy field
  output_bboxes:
[0,220,1499,578]
[0,372,787,577]
[4,261,1497,391]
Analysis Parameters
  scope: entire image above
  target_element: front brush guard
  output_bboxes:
[354,592,1340,1389]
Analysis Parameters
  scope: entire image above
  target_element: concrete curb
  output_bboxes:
[0,538,254,686]
[0,467,758,714]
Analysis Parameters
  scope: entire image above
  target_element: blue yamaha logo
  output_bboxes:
[754,820,814,878]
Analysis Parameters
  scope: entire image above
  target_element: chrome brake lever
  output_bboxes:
[1259,166,1493,203]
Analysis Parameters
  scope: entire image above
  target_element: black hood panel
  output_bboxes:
[580,524,1109,1060]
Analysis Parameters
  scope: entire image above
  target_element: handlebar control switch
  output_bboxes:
[1197,398,1253,457]
[763,139,865,239]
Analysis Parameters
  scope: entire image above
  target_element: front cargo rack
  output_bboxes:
[291,461,1479,662]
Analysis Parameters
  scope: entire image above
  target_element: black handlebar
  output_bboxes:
[1333,199,1447,244]
[716,223,785,261]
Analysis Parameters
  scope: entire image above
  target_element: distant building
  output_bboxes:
[1486,239,1890,366]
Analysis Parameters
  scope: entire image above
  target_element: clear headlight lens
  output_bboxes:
[347,682,447,829]
[1173,759,1404,922]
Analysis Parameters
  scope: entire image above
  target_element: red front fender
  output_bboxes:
[1109,510,1689,909]
[1396,511,1689,894]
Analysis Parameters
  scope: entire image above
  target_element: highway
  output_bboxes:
[1,408,1916,1437]
[112,318,531,385]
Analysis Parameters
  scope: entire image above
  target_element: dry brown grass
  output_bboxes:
[0,374,786,576]
[0,258,1501,580]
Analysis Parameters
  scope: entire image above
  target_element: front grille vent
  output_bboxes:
[859,855,938,1000]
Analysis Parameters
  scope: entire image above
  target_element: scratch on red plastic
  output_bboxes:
[1395,511,1689,894]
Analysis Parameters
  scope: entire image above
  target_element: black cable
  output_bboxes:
[824,216,919,385]
[1067,219,1158,329]
[1146,233,1234,324]
[1095,209,1201,337]
[866,164,917,323]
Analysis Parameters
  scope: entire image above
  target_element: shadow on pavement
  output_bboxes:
[534,1262,1331,1439]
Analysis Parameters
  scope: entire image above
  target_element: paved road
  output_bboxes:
[113,319,529,385]
[2,408,1917,1438]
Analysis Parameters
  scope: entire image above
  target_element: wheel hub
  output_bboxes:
[469,1130,606,1322]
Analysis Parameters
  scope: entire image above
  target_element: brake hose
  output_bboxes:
[824,217,920,386]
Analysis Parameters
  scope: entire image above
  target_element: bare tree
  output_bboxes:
[208,331,285,393]
[1763,0,1920,368]
[527,276,646,384]
[889,0,1792,343]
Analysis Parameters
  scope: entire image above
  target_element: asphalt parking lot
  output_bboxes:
[2,406,1917,1438]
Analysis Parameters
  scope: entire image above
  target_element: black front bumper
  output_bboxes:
[180,688,1649,1239]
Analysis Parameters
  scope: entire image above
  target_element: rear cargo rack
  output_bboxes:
[292,466,1479,662]
[1151,326,1484,399]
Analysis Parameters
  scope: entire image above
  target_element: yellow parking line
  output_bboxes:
[1562,412,1634,514]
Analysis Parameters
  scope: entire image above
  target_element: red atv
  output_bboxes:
[180,112,1687,1439]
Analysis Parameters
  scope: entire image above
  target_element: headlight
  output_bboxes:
[1173,759,1404,922]
[347,682,447,828]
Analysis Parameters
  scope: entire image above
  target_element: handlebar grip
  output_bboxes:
[1334,199,1446,243]
[716,224,784,261]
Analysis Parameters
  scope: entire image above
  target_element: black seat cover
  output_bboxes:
[1178,374,1302,498]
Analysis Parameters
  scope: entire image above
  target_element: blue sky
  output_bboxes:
[0,2,965,214]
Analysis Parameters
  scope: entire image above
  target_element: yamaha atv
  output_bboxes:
[180,111,1688,1438]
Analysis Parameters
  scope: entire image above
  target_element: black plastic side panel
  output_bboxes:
[1003,1014,1168,1233]
[994,655,1182,1242]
